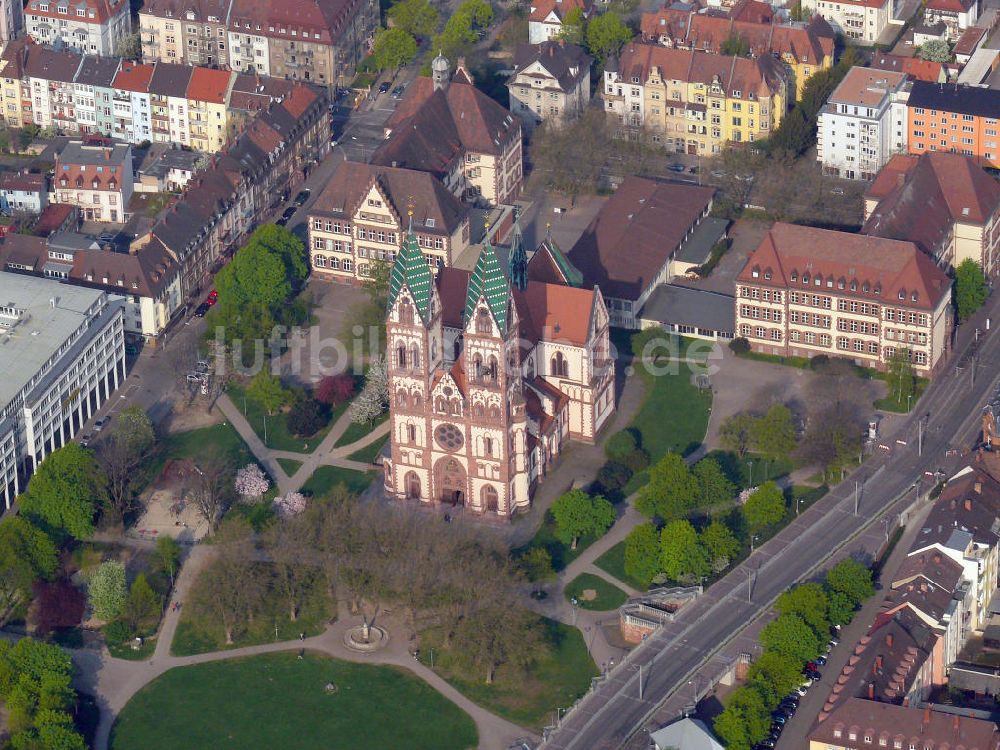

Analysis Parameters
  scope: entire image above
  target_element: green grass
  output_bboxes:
[170,579,332,657]
[419,617,596,729]
[594,541,650,592]
[874,375,929,413]
[299,465,377,498]
[107,638,156,661]
[228,385,343,452]
[276,458,303,476]
[110,653,477,750]
[347,437,388,465]
[514,511,598,572]
[334,411,388,448]
[564,573,628,611]
[735,350,812,369]
[158,422,255,472]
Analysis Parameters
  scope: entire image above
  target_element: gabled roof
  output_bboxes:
[927,0,976,13]
[113,61,154,93]
[870,53,945,82]
[510,42,592,92]
[0,171,46,193]
[186,67,233,104]
[149,62,194,98]
[388,218,434,322]
[464,232,511,333]
[528,232,583,287]
[908,81,1000,119]
[139,0,231,24]
[74,55,120,88]
[528,0,590,24]
[25,0,127,25]
[23,47,82,83]
[650,718,725,750]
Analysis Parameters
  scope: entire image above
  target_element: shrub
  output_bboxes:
[729,337,751,354]
[315,373,356,405]
[88,561,127,621]
[30,581,85,636]
[287,398,330,437]
[597,461,632,492]
[102,619,133,645]
[623,448,650,473]
[809,354,830,370]
[605,430,639,462]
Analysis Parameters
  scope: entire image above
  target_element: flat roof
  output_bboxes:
[0,273,106,409]
[639,283,735,333]
[675,216,729,265]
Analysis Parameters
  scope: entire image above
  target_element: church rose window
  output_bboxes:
[434,424,464,452]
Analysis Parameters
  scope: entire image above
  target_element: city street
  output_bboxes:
[542,293,1000,750]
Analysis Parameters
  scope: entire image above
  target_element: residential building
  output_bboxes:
[149,62,193,146]
[567,176,716,328]
[925,0,978,39]
[382,220,615,517]
[603,43,788,154]
[139,0,380,88]
[906,81,1000,169]
[0,171,47,214]
[507,41,592,131]
[734,223,953,375]
[650,719,725,750]
[870,52,949,82]
[817,66,909,180]
[186,67,233,153]
[954,26,987,63]
[0,40,26,127]
[639,11,835,100]
[0,273,125,508]
[136,147,204,191]
[374,55,523,207]
[0,0,23,44]
[53,140,133,223]
[307,162,470,285]
[799,0,894,44]
[528,0,591,43]
[25,0,131,56]
[864,152,1000,276]
[74,55,120,136]
[111,61,154,144]
[809,699,1000,750]
[25,47,83,135]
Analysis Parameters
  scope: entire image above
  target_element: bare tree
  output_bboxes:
[261,513,320,622]
[98,406,156,524]
[190,541,265,644]
[189,454,233,534]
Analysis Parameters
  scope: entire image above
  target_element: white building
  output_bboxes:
[0,171,47,214]
[817,66,909,181]
[0,273,125,508]
[507,41,592,132]
[24,0,131,56]
[925,0,978,39]
[53,140,133,224]
[227,30,271,76]
[801,0,895,44]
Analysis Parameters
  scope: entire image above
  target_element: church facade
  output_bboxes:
[382,219,616,519]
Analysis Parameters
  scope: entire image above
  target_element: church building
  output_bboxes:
[382,217,616,518]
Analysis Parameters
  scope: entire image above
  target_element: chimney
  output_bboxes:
[868,683,875,700]
[953,715,960,731]
[924,706,932,726]
[886,633,894,648]
[903,697,910,707]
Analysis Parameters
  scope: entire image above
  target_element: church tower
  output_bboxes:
[384,211,442,505]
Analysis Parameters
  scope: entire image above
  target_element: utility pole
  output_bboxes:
[918,417,923,457]
[854,480,860,516]
[638,663,644,700]
[747,568,753,603]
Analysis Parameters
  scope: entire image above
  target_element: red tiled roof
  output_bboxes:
[186,67,233,104]
[738,223,951,311]
[730,0,774,23]
[0,171,45,192]
[954,25,987,56]
[280,84,319,118]
[870,53,945,82]
[25,0,126,25]
[529,0,590,24]
[927,0,975,12]
[113,61,154,93]
[32,203,75,236]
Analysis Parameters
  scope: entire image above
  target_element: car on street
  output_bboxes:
[208,289,218,301]
[829,637,840,647]
[392,85,405,98]
[794,685,809,696]
[759,739,776,749]
[668,163,686,173]
[378,81,391,94]
[276,206,297,226]
[806,669,822,681]
[771,714,787,725]
[294,189,310,206]
[93,417,110,432]
[815,655,827,666]
[194,302,211,317]
[79,433,91,447]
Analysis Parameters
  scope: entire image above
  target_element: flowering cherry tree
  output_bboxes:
[234,463,270,502]
[272,491,307,517]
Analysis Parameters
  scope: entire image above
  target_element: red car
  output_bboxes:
[208,289,218,300]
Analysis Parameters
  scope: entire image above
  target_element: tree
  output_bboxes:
[262,514,320,622]
[122,574,161,634]
[918,39,951,62]
[624,523,660,586]
[246,371,290,415]
[315,374,355,406]
[827,589,856,626]
[775,582,829,636]
[87,561,127,621]
[452,602,543,684]
[659,520,709,583]
[586,11,631,61]
[98,406,155,524]
[17,125,39,153]
[955,258,988,321]
[18,444,105,541]
[528,111,610,205]
[555,6,586,44]
[743,481,785,533]
[795,403,865,479]
[720,413,756,458]
[636,452,698,520]
[886,347,916,408]
[373,28,418,71]
[388,0,439,38]
[30,582,85,636]
[190,455,233,534]
[348,355,388,425]
[759,612,821,662]
[551,490,615,549]
[826,558,874,605]
[190,538,265,644]
[154,535,182,585]
[694,458,735,508]
[701,521,740,571]
[272,491,307,518]
[714,687,771,750]
[747,651,804,709]
[432,0,493,61]
[720,32,750,56]
[750,404,796,462]
[287,398,329,437]
[518,547,556,587]
[117,31,141,59]
[0,517,57,624]
[605,430,639,462]
[234,463,270,503]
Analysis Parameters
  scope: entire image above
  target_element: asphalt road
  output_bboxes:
[543,296,1000,750]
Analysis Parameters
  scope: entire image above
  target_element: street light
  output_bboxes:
[747,459,754,486]
[750,534,760,553]
[571,597,579,627]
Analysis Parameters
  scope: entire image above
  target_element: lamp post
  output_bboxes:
[750,533,760,554]
[747,459,754,486]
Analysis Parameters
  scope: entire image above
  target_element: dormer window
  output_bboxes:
[802,272,810,284]
[814,276,821,286]
[790,271,797,282]
[631,76,639,83]
[732,90,741,98]
[826,276,833,288]
[862,282,869,292]
[911,291,918,302]
[751,265,760,278]
[850,281,857,292]
[838,278,845,289]
[899,289,905,300]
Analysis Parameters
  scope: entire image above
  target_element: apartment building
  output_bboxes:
[308,162,471,285]
[800,0,895,44]
[111,61,154,143]
[0,171,48,214]
[817,66,909,180]
[528,0,592,43]
[25,0,131,56]
[0,0,23,44]
[925,0,978,39]
[507,41,592,132]
[374,56,523,207]
[603,43,788,154]
[0,274,125,508]
[186,67,233,153]
[148,62,192,146]
[25,47,82,135]
[864,152,1000,276]
[53,140,133,223]
[906,81,1000,169]
[734,223,953,375]
[139,0,379,88]
[74,55,120,136]
[640,11,835,100]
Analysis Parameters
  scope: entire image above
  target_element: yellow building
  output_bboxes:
[0,43,25,127]
[604,43,788,155]
[186,67,233,154]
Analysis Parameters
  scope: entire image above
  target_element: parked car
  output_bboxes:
[194,302,211,317]
[771,724,784,737]
[79,433,91,448]
[815,655,827,666]
[93,417,110,432]
[771,713,787,725]
[794,686,808,697]
[759,739,775,749]
[208,289,218,301]
[294,189,310,206]
[276,206,297,226]
[391,85,405,98]
[378,81,391,94]
[806,669,822,681]
[668,163,686,173]
[829,637,840,648]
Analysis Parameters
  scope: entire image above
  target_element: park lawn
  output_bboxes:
[107,637,156,661]
[110,653,477,750]
[420,617,596,729]
[347,436,388,465]
[153,422,255,479]
[874,374,929,413]
[594,541,650,592]
[515,510,599,572]
[333,411,389,448]
[228,384,344,452]
[299,465,377,498]
[170,579,332,656]
[564,573,628,611]
[276,458,303,476]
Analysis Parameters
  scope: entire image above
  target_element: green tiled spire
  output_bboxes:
[543,223,584,288]
[388,213,433,323]
[464,224,510,334]
[508,216,528,292]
